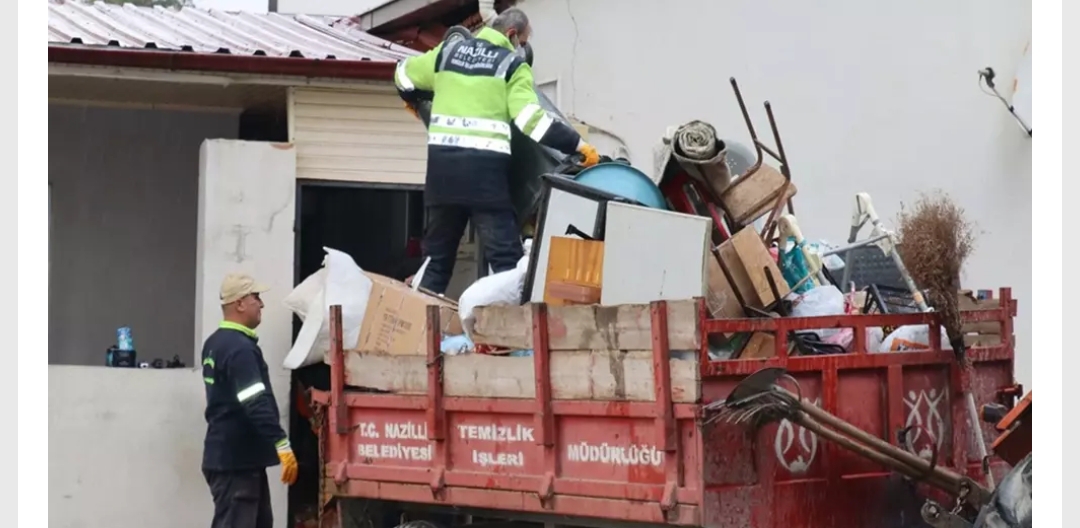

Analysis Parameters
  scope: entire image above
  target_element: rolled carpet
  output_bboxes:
[671,120,732,196]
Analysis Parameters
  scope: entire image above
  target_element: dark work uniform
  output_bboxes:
[395,28,583,294]
[201,321,289,528]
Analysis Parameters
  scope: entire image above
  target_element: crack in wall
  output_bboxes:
[564,0,581,114]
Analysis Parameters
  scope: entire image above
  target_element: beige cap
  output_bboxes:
[220,273,270,305]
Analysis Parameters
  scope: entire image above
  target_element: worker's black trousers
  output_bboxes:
[203,468,273,528]
[420,205,524,294]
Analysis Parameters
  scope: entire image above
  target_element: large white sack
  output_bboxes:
[282,248,372,369]
[458,239,532,339]
[282,267,326,322]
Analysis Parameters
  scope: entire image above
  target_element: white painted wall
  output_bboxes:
[196,139,298,525]
[49,140,297,528]
[49,367,213,528]
[520,0,1033,387]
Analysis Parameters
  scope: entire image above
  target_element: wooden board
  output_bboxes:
[471,300,700,351]
[964,334,1003,347]
[958,291,1003,335]
[716,228,789,310]
[721,163,797,225]
[731,228,790,305]
[740,182,797,225]
[705,251,744,319]
[339,350,701,403]
[738,332,777,360]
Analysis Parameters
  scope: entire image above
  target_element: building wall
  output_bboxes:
[289,87,428,186]
[48,104,240,366]
[196,140,297,525]
[520,0,1033,387]
[49,367,214,528]
[49,139,297,528]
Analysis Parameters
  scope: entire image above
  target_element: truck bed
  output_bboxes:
[337,300,701,402]
[310,289,1018,528]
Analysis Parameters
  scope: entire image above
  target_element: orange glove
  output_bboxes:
[404,103,420,120]
[277,443,298,485]
[577,142,600,167]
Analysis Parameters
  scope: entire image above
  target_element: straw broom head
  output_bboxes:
[896,192,977,351]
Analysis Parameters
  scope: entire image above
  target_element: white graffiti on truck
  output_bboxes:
[774,397,820,475]
[565,442,663,467]
[904,388,946,460]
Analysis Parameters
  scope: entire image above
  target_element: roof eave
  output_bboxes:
[356,0,459,33]
[48,45,396,82]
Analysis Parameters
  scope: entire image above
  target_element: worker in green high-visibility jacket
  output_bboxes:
[395,8,600,295]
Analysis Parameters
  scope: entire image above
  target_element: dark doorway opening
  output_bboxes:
[287,181,425,524]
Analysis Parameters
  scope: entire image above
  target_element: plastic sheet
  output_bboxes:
[789,285,846,340]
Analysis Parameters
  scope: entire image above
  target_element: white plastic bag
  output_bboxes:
[866,326,885,353]
[877,325,952,353]
[282,248,373,369]
[458,239,532,339]
[789,285,846,339]
[282,267,326,322]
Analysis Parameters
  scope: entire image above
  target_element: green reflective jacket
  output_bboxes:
[395,27,582,207]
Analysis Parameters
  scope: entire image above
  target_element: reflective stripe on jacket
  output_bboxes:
[201,322,288,471]
[396,27,582,207]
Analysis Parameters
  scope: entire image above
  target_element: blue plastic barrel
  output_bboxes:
[572,163,668,210]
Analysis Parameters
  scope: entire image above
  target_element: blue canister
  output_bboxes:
[117,326,135,351]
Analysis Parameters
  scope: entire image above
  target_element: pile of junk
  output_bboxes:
[425,69,1033,528]
[282,50,1030,526]
[430,77,998,361]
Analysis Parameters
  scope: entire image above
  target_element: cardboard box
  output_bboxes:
[354,273,463,356]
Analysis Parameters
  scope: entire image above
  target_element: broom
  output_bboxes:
[895,193,996,488]
[895,192,977,358]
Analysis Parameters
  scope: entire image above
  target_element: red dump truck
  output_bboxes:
[309,288,1020,528]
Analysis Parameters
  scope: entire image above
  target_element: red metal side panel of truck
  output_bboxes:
[311,288,1018,528]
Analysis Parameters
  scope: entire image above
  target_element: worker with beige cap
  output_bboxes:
[200,273,297,528]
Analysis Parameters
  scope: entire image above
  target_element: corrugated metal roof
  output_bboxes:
[48,0,416,62]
